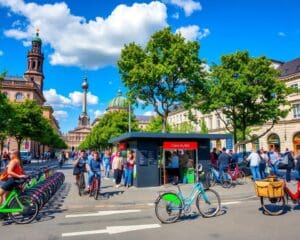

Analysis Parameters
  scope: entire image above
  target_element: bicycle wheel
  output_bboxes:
[236,171,246,185]
[78,173,85,196]
[206,171,216,187]
[221,172,232,188]
[155,192,182,224]
[260,197,285,215]
[196,189,221,218]
[8,195,39,224]
[94,178,99,200]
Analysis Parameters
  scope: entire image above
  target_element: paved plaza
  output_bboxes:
[0,161,299,240]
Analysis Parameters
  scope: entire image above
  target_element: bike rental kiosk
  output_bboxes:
[109,132,232,187]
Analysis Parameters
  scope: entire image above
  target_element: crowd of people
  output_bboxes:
[72,149,136,194]
[210,147,300,182]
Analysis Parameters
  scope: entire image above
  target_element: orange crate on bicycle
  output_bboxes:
[254,179,284,198]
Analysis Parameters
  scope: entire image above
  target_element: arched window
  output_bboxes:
[15,92,23,100]
[32,61,36,69]
[267,133,280,152]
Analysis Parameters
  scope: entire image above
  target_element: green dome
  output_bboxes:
[32,32,42,43]
[107,90,129,110]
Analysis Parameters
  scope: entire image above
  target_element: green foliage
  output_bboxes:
[117,27,206,132]
[190,51,293,146]
[171,122,194,133]
[144,116,171,133]
[79,111,139,150]
[200,120,209,134]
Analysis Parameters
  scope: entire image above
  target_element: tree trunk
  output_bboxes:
[162,115,168,133]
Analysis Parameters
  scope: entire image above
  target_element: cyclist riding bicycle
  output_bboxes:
[73,149,87,186]
[0,150,26,205]
[86,151,102,193]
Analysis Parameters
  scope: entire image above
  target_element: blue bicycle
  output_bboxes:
[155,168,221,223]
[206,165,232,188]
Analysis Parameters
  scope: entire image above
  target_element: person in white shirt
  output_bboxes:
[247,149,261,181]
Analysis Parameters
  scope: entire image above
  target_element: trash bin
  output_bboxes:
[186,168,195,183]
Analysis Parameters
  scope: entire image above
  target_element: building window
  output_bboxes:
[293,104,300,118]
[15,92,23,100]
[209,116,213,129]
[217,117,221,129]
[290,83,299,92]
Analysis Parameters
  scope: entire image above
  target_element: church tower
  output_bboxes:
[24,30,44,91]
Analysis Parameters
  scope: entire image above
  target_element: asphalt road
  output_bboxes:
[1,161,299,240]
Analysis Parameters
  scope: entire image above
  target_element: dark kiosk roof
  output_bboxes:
[279,58,300,77]
[109,132,232,143]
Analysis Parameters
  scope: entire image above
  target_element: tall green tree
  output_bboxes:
[117,27,206,132]
[189,51,293,150]
[144,116,171,133]
[0,71,13,155]
[8,100,45,152]
[79,111,139,150]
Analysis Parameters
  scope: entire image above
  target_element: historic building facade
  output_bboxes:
[167,58,300,154]
[64,77,92,150]
[0,31,60,156]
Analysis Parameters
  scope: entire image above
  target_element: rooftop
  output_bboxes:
[109,132,232,143]
[278,58,300,77]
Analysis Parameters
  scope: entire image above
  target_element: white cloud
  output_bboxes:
[172,12,180,19]
[278,32,286,37]
[169,0,201,16]
[69,91,98,106]
[53,110,68,119]
[0,50,3,56]
[93,110,105,118]
[176,25,210,41]
[43,89,71,107]
[44,88,98,107]
[0,0,168,69]
[143,111,157,116]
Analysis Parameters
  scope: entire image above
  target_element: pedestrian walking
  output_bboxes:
[284,148,295,182]
[112,151,123,188]
[269,148,280,176]
[247,149,261,181]
[103,150,111,179]
[124,150,135,188]
[259,148,268,179]
[217,147,231,181]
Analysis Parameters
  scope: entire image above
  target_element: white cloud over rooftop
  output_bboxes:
[0,0,168,69]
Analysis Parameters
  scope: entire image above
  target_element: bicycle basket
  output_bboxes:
[254,180,284,198]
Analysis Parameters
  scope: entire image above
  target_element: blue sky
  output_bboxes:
[0,0,300,133]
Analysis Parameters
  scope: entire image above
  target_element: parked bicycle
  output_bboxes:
[206,165,232,188]
[155,165,221,223]
[227,163,246,185]
[0,177,39,224]
[255,176,300,215]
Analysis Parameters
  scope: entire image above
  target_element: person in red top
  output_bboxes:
[0,150,26,205]
[210,148,218,167]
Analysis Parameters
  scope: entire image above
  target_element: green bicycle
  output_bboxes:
[155,175,221,223]
[0,179,39,224]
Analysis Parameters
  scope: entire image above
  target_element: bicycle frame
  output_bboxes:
[227,166,240,180]
[285,180,300,201]
[0,190,24,213]
[177,182,209,207]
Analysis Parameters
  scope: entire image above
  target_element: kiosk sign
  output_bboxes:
[163,142,198,150]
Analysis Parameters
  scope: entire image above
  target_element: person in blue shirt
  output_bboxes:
[86,151,103,192]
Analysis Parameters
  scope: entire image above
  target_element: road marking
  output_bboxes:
[222,201,241,205]
[62,224,161,237]
[65,209,141,218]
